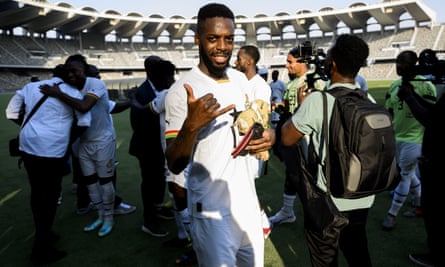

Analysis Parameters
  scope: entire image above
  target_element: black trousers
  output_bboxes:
[305,208,372,267]
[137,155,166,224]
[21,152,65,253]
[281,143,300,195]
[418,159,444,266]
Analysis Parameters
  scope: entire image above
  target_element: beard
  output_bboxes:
[288,72,297,80]
[199,44,230,78]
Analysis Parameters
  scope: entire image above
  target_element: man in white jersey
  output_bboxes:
[234,44,272,239]
[164,3,275,266]
[72,64,136,216]
[40,54,117,238]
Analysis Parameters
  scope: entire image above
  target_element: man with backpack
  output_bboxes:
[280,34,374,267]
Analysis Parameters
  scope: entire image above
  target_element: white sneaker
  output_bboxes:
[114,202,136,215]
[268,209,296,226]
[57,193,62,206]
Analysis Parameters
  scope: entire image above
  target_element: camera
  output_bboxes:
[298,41,329,90]
[399,49,445,100]
[405,49,445,85]
[401,49,445,85]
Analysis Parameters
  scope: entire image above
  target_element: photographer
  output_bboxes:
[382,50,437,230]
[280,33,373,267]
[268,44,309,226]
[398,58,444,267]
[269,42,327,227]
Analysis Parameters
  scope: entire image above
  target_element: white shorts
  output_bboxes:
[396,141,422,173]
[78,140,116,178]
[190,214,264,267]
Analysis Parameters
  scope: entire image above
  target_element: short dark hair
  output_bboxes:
[240,45,260,64]
[65,54,89,72]
[52,64,66,78]
[289,47,302,58]
[197,3,234,35]
[289,40,313,59]
[144,55,162,73]
[396,50,418,66]
[330,34,369,78]
[87,64,100,78]
[272,70,279,81]
[150,59,176,91]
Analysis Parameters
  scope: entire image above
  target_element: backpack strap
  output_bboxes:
[320,91,332,194]
[20,94,49,129]
[328,86,368,100]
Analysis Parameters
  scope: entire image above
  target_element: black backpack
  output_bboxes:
[323,87,398,199]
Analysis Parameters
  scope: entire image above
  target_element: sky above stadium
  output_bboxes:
[56,0,444,23]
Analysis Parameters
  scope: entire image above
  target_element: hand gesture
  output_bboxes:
[183,83,235,132]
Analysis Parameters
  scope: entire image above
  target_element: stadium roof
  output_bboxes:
[0,0,437,41]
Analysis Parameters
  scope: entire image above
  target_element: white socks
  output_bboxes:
[282,193,296,215]
[179,209,191,236]
[173,207,189,240]
[100,181,115,223]
[87,182,103,217]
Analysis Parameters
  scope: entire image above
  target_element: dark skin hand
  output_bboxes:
[183,83,232,132]
[40,84,96,113]
[297,85,312,105]
[165,83,276,174]
[39,83,62,98]
[280,85,312,146]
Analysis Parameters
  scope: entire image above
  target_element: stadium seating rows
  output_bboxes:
[0,25,444,93]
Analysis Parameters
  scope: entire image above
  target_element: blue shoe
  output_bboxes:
[84,218,103,232]
[268,209,296,226]
[98,221,113,237]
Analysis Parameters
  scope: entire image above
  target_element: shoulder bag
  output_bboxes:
[9,95,49,157]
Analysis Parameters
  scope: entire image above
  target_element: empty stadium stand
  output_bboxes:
[0,0,444,95]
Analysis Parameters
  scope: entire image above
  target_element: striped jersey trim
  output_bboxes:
[165,130,179,139]
[85,93,99,100]
[148,101,155,113]
[217,79,230,84]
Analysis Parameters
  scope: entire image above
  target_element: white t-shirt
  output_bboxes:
[248,74,271,103]
[246,74,271,178]
[165,66,261,222]
[6,77,91,158]
[79,77,115,143]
